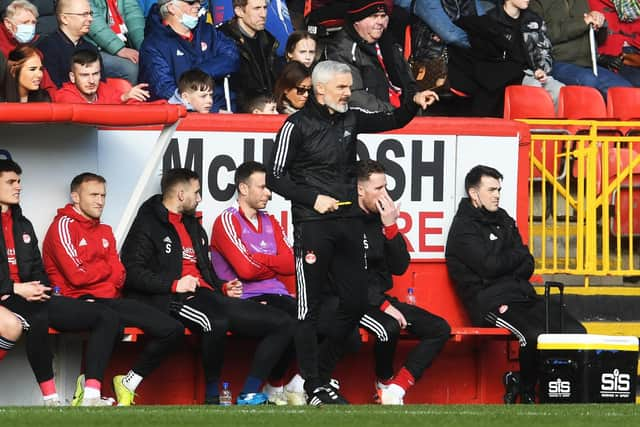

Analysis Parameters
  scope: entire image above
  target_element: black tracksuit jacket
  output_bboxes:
[267,94,418,224]
[362,212,410,308]
[120,194,225,312]
[445,197,537,324]
[0,204,49,295]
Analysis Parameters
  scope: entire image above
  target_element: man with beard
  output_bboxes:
[121,168,294,405]
[267,59,438,406]
[446,165,586,403]
[54,49,149,103]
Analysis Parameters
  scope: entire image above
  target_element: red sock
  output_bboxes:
[269,378,285,387]
[390,367,415,392]
[39,379,57,397]
[0,349,7,361]
[85,379,101,391]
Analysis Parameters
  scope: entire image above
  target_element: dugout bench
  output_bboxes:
[48,263,517,404]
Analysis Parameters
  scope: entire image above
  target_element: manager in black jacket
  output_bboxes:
[121,168,294,406]
[445,165,585,403]
[356,160,450,405]
[267,59,438,406]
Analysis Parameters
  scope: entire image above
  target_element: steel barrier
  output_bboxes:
[523,119,640,285]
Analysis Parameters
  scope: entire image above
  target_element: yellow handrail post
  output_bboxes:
[584,123,598,278]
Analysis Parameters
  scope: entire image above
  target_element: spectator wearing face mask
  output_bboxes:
[139,0,239,112]
[0,0,55,94]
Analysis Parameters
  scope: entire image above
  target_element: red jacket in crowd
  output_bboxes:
[589,0,640,56]
[42,203,125,299]
[53,81,135,104]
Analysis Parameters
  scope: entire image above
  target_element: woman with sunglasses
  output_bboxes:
[273,60,311,115]
[0,46,50,102]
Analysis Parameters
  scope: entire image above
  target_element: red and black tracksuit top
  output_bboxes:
[42,204,124,299]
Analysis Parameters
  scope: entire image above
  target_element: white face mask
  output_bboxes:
[14,23,36,43]
[180,11,199,30]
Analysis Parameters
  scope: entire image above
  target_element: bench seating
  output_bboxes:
[45,265,517,404]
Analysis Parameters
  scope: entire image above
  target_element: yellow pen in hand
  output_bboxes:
[336,201,352,206]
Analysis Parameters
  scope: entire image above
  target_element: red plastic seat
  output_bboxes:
[504,85,567,182]
[503,85,555,120]
[607,87,640,135]
[607,87,640,120]
[558,85,607,121]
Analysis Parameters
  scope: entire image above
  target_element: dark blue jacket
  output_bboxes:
[139,5,239,111]
[36,29,100,88]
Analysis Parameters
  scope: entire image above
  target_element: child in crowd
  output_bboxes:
[169,69,214,114]
[241,94,278,114]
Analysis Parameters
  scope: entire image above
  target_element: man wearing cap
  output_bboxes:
[324,0,418,113]
[139,0,239,111]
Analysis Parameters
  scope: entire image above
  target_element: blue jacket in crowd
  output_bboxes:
[394,0,486,48]
[139,4,239,112]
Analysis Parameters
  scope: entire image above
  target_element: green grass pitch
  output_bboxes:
[1,405,639,427]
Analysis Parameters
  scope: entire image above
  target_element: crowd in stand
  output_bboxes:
[0,0,638,116]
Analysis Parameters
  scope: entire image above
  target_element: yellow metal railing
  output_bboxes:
[523,119,640,285]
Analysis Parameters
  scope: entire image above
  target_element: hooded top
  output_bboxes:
[43,203,124,299]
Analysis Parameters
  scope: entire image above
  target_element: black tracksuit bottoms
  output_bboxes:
[94,298,184,378]
[484,297,586,392]
[1,295,122,384]
[170,288,294,383]
[293,217,369,393]
[360,298,451,381]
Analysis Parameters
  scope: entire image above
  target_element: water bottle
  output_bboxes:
[220,382,232,406]
[406,287,416,306]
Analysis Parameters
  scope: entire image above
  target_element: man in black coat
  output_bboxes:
[324,0,418,113]
[356,159,450,405]
[267,59,438,406]
[121,168,294,405]
[445,164,585,403]
[218,0,281,107]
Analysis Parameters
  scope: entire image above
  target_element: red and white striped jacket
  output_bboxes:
[42,204,125,299]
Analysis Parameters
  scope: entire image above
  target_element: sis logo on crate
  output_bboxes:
[600,369,632,398]
[547,378,571,398]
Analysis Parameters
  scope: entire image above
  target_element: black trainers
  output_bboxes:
[519,390,536,404]
[307,386,349,406]
[503,371,519,404]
